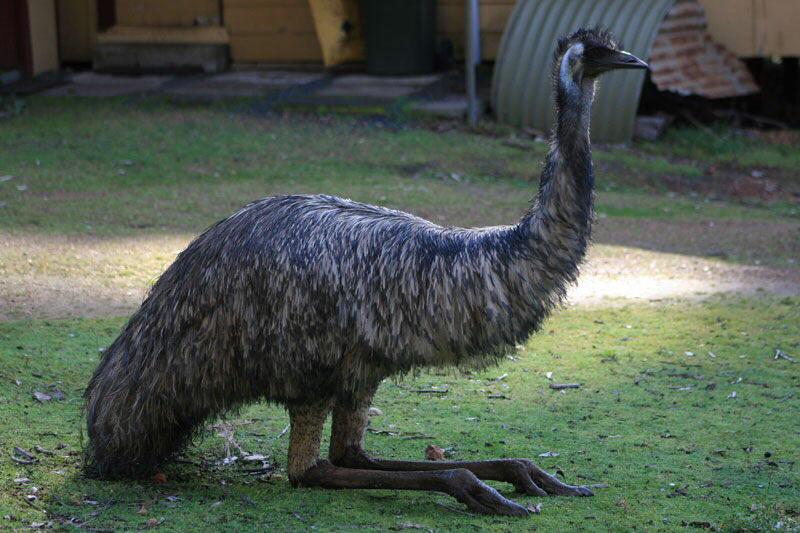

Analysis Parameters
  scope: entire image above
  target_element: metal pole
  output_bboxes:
[465,0,480,126]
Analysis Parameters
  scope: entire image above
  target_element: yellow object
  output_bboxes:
[307,0,364,67]
[27,0,59,75]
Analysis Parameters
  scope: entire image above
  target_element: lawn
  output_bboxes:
[0,96,798,531]
[2,299,798,531]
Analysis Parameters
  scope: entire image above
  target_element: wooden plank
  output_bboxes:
[115,0,220,27]
[57,0,97,62]
[97,25,229,44]
[225,5,318,34]
[230,34,322,62]
[225,0,321,63]
[437,3,514,33]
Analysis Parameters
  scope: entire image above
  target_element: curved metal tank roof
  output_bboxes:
[491,0,675,143]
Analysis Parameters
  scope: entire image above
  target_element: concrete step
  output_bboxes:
[95,26,230,74]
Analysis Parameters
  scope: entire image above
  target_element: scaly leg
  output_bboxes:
[287,403,528,516]
[328,401,592,497]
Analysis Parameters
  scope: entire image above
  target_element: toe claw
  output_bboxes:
[484,497,529,516]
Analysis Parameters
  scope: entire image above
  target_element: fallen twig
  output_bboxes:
[367,429,399,436]
[34,445,54,456]
[11,447,36,464]
[243,466,275,476]
[774,349,796,363]
[366,428,433,440]
[400,432,434,440]
[549,383,580,390]
[14,447,35,460]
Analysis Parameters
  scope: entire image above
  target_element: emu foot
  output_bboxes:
[442,469,529,516]
[331,447,592,498]
[295,460,528,516]
[499,459,593,497]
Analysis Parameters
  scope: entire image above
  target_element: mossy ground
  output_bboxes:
[0,96,798,531]
[1,299,798,530]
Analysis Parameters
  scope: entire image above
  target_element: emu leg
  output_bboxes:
[288,404,527,516]
[328,402,591,497]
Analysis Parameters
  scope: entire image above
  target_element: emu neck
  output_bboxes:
[518,52,596,283]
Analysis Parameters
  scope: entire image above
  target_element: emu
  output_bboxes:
[84,29,647,515]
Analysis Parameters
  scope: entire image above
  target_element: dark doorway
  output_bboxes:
[0,0,32,75]
[97,0,116,31]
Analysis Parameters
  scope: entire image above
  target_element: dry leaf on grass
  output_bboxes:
[424,445,445,461]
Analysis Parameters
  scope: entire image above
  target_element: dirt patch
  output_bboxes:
[677,165,798,204]
[598,158,800,204]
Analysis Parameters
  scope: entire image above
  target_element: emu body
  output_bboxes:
[85,29,648,515]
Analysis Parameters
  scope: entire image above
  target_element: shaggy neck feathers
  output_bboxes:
[510,43,596,307]
[524,43,596,228]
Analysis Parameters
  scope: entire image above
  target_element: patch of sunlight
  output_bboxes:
[1,234,797,321]
[571,244,799,305]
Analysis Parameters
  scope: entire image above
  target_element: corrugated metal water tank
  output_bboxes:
[491,0,675,143]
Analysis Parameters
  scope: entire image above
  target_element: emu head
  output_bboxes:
[556,28,648,84]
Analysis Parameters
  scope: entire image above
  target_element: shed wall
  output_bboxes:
[28,0,59,74]
[224,0,516,64]
[225,0,322,63]
[80,1,800,67]
[115,0,221,26]
[699,0,800,57]
[437,0,515,60]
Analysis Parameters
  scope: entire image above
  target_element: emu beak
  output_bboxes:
[594,48,649,71]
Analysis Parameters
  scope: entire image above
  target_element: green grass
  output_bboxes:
[1,97,797,240]
[1,298,798,531]
[1,96,798,530]
[642,126,800,170]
